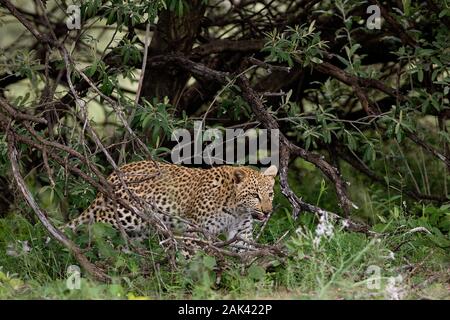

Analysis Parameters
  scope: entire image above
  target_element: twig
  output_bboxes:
[118,22,152,165]
[236,74,356,217]
[6,129,110,282]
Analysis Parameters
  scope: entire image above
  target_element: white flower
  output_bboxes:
[6,243,19,257]
[5,240,32,257]
[312,236,321,247]
[313,213,335,247]
[20,240,31,253]
[316,214,334,237]
[388,251,395,260]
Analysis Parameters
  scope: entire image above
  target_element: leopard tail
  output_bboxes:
[61,203,97,232]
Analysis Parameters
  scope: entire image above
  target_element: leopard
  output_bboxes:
[63,161,278,256]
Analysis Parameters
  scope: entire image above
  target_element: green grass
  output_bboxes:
[0,158,449,300]
[0,201,449,299]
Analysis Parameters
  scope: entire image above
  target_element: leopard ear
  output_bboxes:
[233,168,246,184]
[262,165,278,177]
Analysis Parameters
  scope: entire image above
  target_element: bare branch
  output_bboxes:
[6,128,110,282]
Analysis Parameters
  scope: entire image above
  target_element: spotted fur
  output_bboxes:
[65,161,277,255]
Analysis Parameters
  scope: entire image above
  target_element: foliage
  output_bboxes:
[0,0,449,299]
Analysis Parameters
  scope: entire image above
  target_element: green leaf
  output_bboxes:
[402,0,411,16]
[417,69,424,82]
[202,255,216,270]
[85,61,98,77]
[439,8,450,18]
[248,265,265,281]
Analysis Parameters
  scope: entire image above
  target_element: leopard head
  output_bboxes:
[232,165,278,221]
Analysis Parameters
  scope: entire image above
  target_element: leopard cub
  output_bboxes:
[64,161,278,255]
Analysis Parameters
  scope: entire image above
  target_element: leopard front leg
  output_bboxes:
[178,229,203,260]
[227,215,255,253]
[180,213,230,259]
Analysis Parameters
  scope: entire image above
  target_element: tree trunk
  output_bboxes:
[142,1,206,105]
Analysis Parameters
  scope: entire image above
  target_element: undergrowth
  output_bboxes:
[0,161,448,300]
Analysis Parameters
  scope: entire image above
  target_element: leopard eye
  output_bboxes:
[269,192,274,197]
[252,193,261,200]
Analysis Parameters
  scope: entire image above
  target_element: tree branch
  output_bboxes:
[6,128,110,282]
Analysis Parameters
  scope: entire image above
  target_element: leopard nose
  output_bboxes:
[262,206,272,215]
